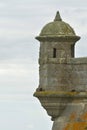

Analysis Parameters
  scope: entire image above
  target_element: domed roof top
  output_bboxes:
[40,11,75,36]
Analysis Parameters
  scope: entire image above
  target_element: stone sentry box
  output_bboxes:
[34,11,87,130]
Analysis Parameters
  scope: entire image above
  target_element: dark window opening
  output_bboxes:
[71,45,74,57]
[53,48,56,58]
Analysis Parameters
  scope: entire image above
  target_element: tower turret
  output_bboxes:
[34,11,87,130]
[36,11,80,59]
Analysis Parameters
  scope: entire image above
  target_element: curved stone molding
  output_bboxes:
[34,91,87,120]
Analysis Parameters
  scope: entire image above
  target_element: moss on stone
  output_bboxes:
[34,91,79,97]
[34,91,87,98]
[40,21,75,36]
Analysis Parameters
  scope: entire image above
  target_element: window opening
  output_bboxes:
[53,48,56,58]
[71,45,74,57]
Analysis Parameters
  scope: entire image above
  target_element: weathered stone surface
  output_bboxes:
[39,11,75,37]
[34,11,87,130]
[52,97,87,130]
[34,91,73,120]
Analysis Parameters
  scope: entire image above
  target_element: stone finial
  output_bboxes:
[54,11,62,21]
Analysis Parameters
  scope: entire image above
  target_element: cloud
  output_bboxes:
[26,124,34,129]
[0,94,30,102]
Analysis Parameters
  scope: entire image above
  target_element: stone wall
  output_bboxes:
[67,58,87,91]
[39,57,87,92]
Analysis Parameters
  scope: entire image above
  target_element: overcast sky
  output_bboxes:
[0,0,87,130]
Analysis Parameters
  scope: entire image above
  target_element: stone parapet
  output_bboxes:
[67,57,87,64]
